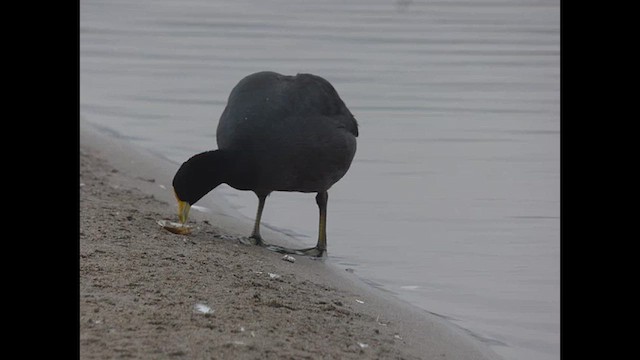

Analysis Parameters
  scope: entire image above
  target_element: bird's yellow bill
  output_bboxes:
[177,200,191,224]
[174,189,191,224]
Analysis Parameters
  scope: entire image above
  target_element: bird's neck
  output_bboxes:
[192,149,261,192]
[222,150,260,191]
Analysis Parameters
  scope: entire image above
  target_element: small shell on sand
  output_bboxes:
[157,219,192,235]
[282,255,296,263]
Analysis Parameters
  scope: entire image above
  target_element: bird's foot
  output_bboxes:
[261,244,326,258]
[294,246,326,258]
[261,243,292,253]
[240,235,265,246]
[243,237,326,258]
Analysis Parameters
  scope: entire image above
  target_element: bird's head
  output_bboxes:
[172,150,227,224]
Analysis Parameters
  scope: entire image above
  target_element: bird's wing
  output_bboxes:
[290,73,359,137]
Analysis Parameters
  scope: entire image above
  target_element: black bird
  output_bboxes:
[172,71,358,256]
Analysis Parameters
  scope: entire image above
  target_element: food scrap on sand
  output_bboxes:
[157,219,193,235]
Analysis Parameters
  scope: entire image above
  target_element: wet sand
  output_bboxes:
[79,123,501,359]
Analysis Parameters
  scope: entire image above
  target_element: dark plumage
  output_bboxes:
[172,71,358,256]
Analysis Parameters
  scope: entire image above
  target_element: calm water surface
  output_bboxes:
[81,1,559,359]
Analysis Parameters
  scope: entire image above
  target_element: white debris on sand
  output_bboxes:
[282,255,296,263]
[194,303,213,314]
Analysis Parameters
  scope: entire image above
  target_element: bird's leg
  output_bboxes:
[315,191,328,252]
[254,191,329,258]
[246,192,298,253]
[247,193,267,246]
[292,191,328,257]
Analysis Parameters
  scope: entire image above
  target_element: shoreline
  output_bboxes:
[79,120,502,359]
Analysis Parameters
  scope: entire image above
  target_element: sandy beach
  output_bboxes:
[79,123,502,359]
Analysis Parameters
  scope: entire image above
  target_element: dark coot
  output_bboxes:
[172,71,358,257]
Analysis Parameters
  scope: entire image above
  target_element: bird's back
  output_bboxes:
[216,71,358,193]
[217,71,357,148]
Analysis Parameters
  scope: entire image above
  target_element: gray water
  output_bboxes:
[80,1,560,359]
